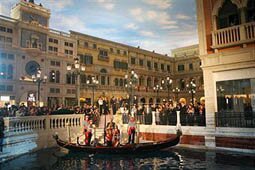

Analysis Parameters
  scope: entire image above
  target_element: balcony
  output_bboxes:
[211,22,255,49]
[98,54,109,62]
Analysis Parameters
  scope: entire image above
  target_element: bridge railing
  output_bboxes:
[122,111,206,126]
[4,114,84,137]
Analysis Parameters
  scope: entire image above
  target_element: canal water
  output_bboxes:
[1,147,254,170]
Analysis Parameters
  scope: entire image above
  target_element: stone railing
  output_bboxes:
[49,29,71,37]
[4,114,83,137]
[212,22,255,49]
[1,114,84,162]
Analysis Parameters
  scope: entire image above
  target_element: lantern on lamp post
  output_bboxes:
[66,57,85,107]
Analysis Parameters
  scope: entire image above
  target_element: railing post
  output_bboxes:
[176,111,181,131]
[240,24,246,41]
[136,121,140,144]
[4,117,10,133]
[45,115,50,130]
[152,111,156,125]
[67,122,71,143]
[212,31,216,46]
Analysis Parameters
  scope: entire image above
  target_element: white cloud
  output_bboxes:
[130,8,177,30]
[139,30,156,38]
[125,23,138,30]
[43,0,73,11]
[162,25,179,29]
[129,8,144,22]
[157,11,176,26]
[176,14,192,20]
[0,0,16,16]
[143,0,172,9]
[147,10,157,20]
[51,14,87,33]
[96,0,115,10]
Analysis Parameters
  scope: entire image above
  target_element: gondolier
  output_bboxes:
[127,116,136,144]
[53,130,181,154]
[53,113,182,154]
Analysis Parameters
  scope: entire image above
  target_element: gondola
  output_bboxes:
[53,130,182,154]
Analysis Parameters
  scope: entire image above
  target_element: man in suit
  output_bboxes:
[144,104,152,124]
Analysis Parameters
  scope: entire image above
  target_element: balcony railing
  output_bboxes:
[123,112,206,127]
[212,22,255,49]
[215,112,254,128]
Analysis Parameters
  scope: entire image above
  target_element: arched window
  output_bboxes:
[247,0,255,22]
[101,76,106,85]
[0,64,6,79]
[218,0,240,29]
[154,78,158,86]
[49,70,55,83]
[56,71,60,83]
[66,73,75,84]
[100,68,107,74]
[71,73,76,84]
[147,77,152,87]
[87,75,92,82]
[140,98,146,104]
[80,74,87,84]
[120,79,123,86]
[7,64,13,79]
[100,68,107,85]
[180,79,185,90]
[139,76,144,86]
[149,98,153,105]
[66,74,71,84]
[114,78,119,86]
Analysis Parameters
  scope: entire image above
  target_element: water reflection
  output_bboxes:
[52,150,182,170]
[1,148,254,170]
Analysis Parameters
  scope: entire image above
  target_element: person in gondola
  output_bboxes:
[106,127,113,147]
[83,115,90,132]
[113,125,120,147]
[127,116,136,144]
[83,115,90,145]
[85,120,93,145]
[106,117,116,130]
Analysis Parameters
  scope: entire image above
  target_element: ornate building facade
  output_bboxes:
[172,45,204,104]
[0,0,77,107]
[196,0,255,150]
[0,0,204,108]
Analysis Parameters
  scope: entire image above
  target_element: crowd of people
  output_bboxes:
[114,98,206,126]
[0,96,206,148]
[0,96,206,127]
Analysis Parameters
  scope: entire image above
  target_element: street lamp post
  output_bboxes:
[86,76,99,109]
[172,87,180,103]
[67,57,85,107]
[153,84,163,105]
[186,79,196,106]
[32,68,47,106]
[161,76,172,101]
[124,70,138,112]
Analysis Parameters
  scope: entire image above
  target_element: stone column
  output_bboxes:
[203,68,216,148]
